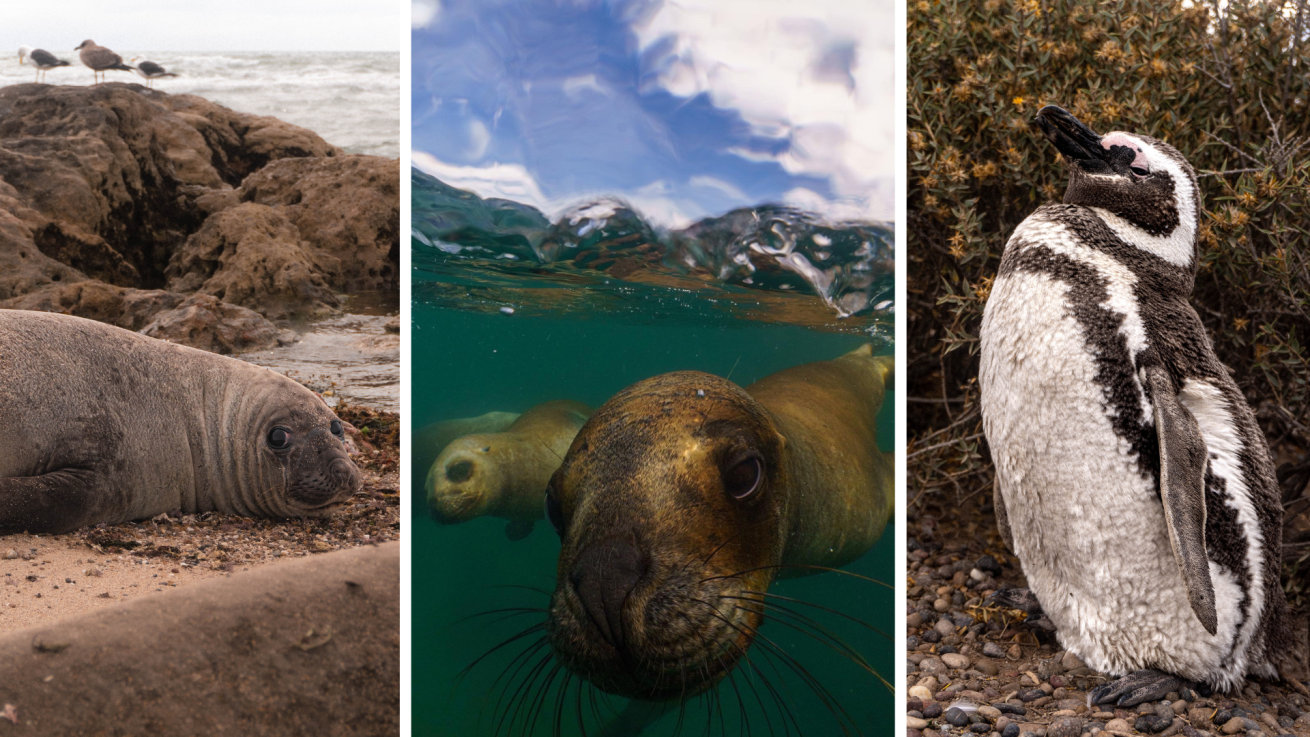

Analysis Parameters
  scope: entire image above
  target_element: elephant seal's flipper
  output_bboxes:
[1145,365,1217,636]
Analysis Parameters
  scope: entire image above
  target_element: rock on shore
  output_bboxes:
[0,82,398,352]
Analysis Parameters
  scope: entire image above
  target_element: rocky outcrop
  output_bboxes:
[0,279,183,331]
[139,294,282,354]
[0,82,397,352]
[237,156,400,293]
[167,203,340,320]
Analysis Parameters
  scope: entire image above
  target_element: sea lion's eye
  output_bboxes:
[1130,166,1148,177]
[723,455,763,500]
[267,427,291,449]
[544,488,565,537]
[330,420,343,437]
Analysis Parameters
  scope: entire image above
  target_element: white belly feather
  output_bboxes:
[979,215,1255,687]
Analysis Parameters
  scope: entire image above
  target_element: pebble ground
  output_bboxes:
[907,497,1310,737]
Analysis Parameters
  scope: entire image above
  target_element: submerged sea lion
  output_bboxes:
[0,310,362,534]
[427,400,592,540]
[411,412,520,518]
[543,345,893,701]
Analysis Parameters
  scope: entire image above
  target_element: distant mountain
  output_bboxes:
[411,168,893,318]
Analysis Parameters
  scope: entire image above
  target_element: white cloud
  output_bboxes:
[562,74,610,99]
[412,154,700,229]
[632,0,894,221]
[412,151,550,210]
[688,175,748,201]
[466,119,491,159]
[412,0,441,28]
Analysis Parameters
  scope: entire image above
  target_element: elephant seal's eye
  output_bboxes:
[268,427,291,449]
[330,420,343,437]
[723,454,763,500]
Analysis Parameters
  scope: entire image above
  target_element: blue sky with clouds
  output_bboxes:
[412,0,894,228]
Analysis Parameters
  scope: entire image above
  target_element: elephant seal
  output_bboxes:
[411,411,519,518]
[427,400,592,540]
[0,310,362,534]
[543,345,893,700]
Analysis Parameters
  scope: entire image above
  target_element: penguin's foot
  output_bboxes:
[1087,669,1186,708]
[988,587,1044,615]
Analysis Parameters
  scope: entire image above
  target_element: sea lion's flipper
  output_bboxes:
[1144,365,1218,635]
[505,519,533,541]
[594,699,675,736]
[0,469,102,535]
[993,482,1014,552]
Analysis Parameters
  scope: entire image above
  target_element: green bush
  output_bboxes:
[908,0,1310,591]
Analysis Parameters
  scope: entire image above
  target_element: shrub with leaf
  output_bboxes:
[908,0,1310,595]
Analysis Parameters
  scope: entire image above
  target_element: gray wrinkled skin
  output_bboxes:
[0,310,361,534]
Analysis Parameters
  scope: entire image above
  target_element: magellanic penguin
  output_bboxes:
[978,105,1308,706]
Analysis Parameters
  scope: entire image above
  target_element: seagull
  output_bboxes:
[74,40,134,84]
[17,46,71,84]
[128,56,179,88]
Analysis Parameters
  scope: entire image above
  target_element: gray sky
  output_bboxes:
[2,0,400,52]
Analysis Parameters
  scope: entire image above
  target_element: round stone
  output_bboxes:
[945,708,971,727]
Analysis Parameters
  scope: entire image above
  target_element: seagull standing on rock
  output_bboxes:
[128,56,179,88]
[17,46,71,83]
[74,40,134,84]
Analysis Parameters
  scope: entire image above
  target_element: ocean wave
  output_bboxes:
[412,168,894,342]
[0,51,398,158]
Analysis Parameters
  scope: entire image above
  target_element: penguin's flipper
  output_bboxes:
[993,482,1015,553]
[505,519,534,541]
[1144,365,1218,635]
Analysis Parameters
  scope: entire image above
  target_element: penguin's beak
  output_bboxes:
[1034,105,1106,166]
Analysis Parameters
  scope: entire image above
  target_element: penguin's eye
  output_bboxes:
[723,454,763,500]
[1130,166,1149,177]
[544,487,565,537]
[330,420,343,437]
[267,427,291,449]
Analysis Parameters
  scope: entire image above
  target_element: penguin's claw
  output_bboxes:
[1087,669,1186,708]
[988,587,1045,615]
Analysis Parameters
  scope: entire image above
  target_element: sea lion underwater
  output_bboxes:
[979,105,1307,705]
[0,310,362,534]
[476,345,894,731]
[412,411,520,520]
[426,400,592,540]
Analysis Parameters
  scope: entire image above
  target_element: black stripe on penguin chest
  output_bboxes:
[997,243,1156,482]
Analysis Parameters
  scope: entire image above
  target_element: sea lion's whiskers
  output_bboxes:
[450,606,547,629]
[701,564,892,589]
[487,583,553,598]
[691,598,860,735]
[499,648,554,735]
[726,596,872,670]
[455,622,545,681]
[742,640,802,736]
[701,532,743,568]
[725,599,891,692]
[483,636,549,725]
[741,589,893,641]
[523,660,565,736]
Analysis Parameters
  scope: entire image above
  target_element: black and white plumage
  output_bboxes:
[978,105,1306,704]
[128,56,179,88]
[17,46,71,84]
[74,39,134,84]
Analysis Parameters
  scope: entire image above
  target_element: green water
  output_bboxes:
[410,303,896,736]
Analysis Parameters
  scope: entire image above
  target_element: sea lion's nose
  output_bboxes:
[570,536,650,651]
